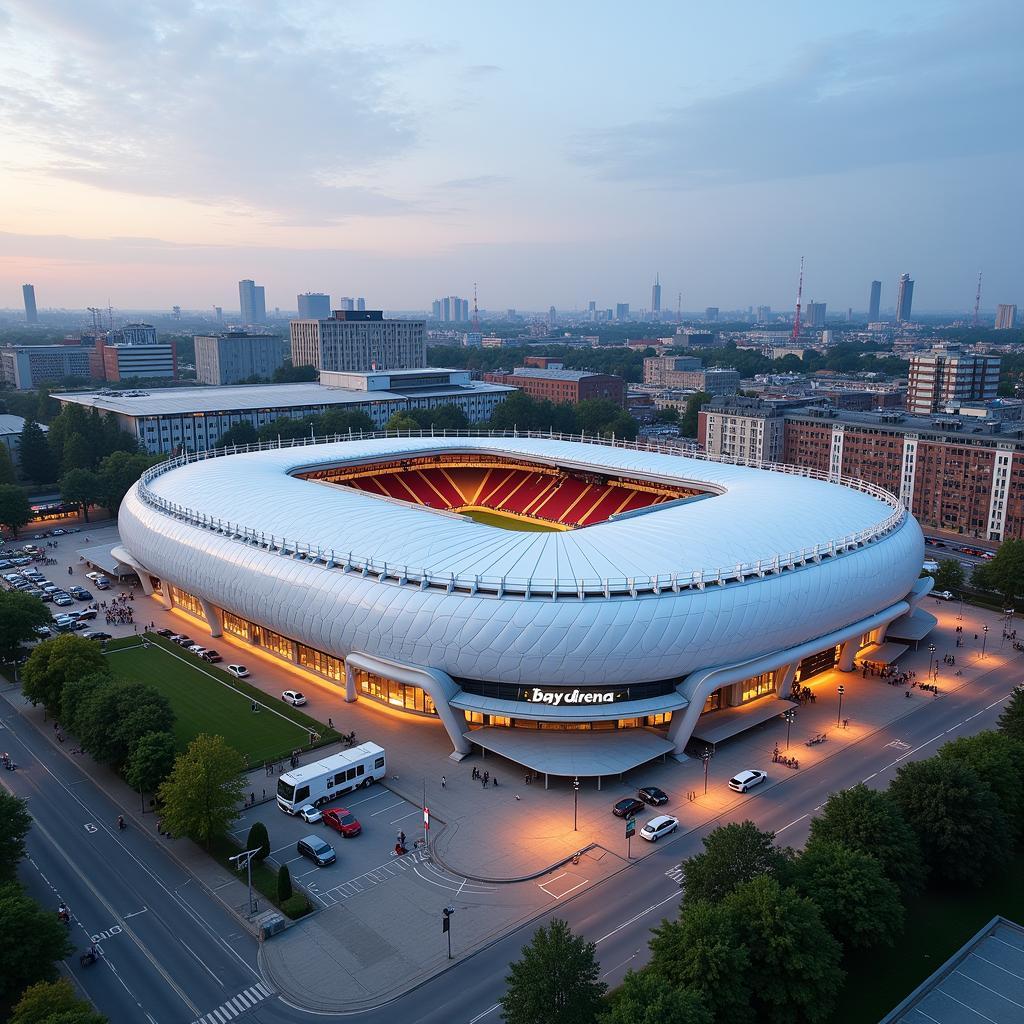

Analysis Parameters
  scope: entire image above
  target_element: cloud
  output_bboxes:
[465,64,502,77]
[436,175,510,190]
[570,3,1024,188]
[0,1,417,223]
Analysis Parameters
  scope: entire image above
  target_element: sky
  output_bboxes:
[0,0,1021,314]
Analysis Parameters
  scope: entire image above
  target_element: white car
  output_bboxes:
[728,769,768,793]
[282,690,307,706]
[85,571,103,581]
[639,815,679,842]
[298,804,322,824]
[188,644,208,656]
[226,664,250,678]
[933,590,955,601]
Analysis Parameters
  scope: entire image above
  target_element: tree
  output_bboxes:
[315,408,375,435]
[932,558,965,593]
[793,839,904,950]
[384,412,422,433]
[0,589,51,662]
[246,821,271,862]
[970,539,1024,605]
[937,731,1024,841]
[0,791,32,882]
[22,634,110,719]
[59,468,102,523]
[0,443,16,484]
[10,978,107,1024]
[256,416,317,442]
[648,901,752,1024]
[654,407,678,424]
[60,672,112,741]
[0,882,73,1004]
[998,685,1024,742]
[679,392,711,438]
[97,451,159,512]
[888,756,1008,885]
[806,784,924,898]
[217,422,259,448]
[0,483,32,537]
[74,680,175,768]
[724,876,844,1024]
[18,420,56,484]
[277,864,293,902]
[501,918,607,1024]
[157,734,246,846]
[124,731,177,805]
[600,970,711,1024]
[576,399,637,439]
[60,432,93,477]
[680,821,790,903]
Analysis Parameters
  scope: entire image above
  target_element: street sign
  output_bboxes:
[625,817,636,838]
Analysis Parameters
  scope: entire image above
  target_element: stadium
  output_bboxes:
[116,432,933,779]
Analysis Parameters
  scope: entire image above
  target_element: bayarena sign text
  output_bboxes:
[522,687,626,707]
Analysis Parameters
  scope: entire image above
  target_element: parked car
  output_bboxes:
[296,835,336,867]
[155,628,175,637]
[638,786,669,806]
[172,635,194,647]
[728,769,768,793]
[32,625,52,638]
[640,815,679,842]
[298,805,322,824]
[53,595,74,607]
[933,590,955,601]
[612,797,646,818]
[922,560,939,573]
[282,690,307,706]
[187,645,208,656]
[82,631,112,641]
[94,576,111,590]
[69,587,92,601]
[322,807,361,837]
[85,571,104,581]
[226,665,250,678]
[76,609,97,620]
[200,650,223,663]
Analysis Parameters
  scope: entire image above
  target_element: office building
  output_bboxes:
[804,301,826,329]
[906,346,1000,415]
[195,332,284,385]
[643,356,739,395]
[895,273,914,324]
[869,281,881,322]
[615,303,630,320]
[651,274,661,314]
[356,298,366,312]
[996,304,1018,330]
[101,343,176,382]
[705,307,719,322]
[297,293,331,319]
[116,323,159,346]
[548,306,557,327]
[699,396,789,463]
[431,300,442,320]
[54,370,513,454]
[588,300,597,320]
[238,280,266,324]
[22,284,37,324]
[1,344,93,389]
[462,332,482,348]
[290,310,426,373]
[756,305,771,323]
[483,368,626,406]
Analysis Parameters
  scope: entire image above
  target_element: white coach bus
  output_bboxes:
[276,742,386,814]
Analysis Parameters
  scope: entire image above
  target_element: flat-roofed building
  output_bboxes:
[1,344,93,389]
[906,346,1000,414]
[482,367,625,406]
[195,332,283,385]
[996,304,1018,330]
[290,310,425,373]
[101,343,176,382]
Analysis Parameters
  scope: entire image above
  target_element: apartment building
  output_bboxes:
[290,310,426,372]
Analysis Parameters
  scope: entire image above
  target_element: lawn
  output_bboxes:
[829,852,1024,1022]
[104,635,336,767]
[460,507,560,531]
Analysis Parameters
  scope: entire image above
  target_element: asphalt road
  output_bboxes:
[1,650,1017,1024]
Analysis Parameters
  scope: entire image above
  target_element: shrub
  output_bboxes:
[277,864,292,902]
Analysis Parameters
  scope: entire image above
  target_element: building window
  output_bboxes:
[741,671,776,703]
[297,644,343,682]
[222,612,251,641]
[356,670,437,717]
[252,624,293,659]
[169,585,204,618]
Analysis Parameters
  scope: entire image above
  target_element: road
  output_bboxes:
[1,652,1017,1024]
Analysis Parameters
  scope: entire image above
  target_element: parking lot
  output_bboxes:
[232,785,434,908]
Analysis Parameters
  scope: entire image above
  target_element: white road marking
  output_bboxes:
[369,800,406,816]
[775,813,809,834]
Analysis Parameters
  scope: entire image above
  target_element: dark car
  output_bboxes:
[83,631,112,641]
[638,786,669,806]
[200,649,223,663]
[612,797,645,818]
[322,807,361,837]
[155,628,175,637]
[297,835,336,867]
[70,587,92,601]
[172,635,194,647]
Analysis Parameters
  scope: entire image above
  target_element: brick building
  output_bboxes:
[482,367,626,406]
[643,355,740,395]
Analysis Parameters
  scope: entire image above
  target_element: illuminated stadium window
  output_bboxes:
[169,585,203,618]
[297,644,343,682]
[222,612,251,641]
[702,689,723,714]
[252,624,293,660]
[741,671,776,703]
[644,712,672,726]
[356,670,437,717]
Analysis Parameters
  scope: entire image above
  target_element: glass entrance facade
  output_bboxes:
[356,669,437,717]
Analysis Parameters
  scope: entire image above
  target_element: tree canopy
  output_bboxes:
[124,730,177,800]
[59,468,102,522]
[932,558,965,593]
[0,483,32,537]
[998,685,1024,743]
[971,539,1024,605]
[22,634,110,719]
[0,791,32,883]
[600,969,711,1024]
[9,978,108,1024]
[17,421,56,485]
[680,821,790,903]
[0,882,73,1005]
[0,589,51,662]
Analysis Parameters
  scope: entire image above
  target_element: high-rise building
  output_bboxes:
[996,304,1018,330]
[906,345,1000,414]
[215,307,223,322]
[705,307,719,322]
[195,332,284,385]
[461,298,469,322]
[651,274,661,314]
[22,284,37,324]
[339,297,355,311]
[441,297,451,321]
[868,280,881,321]
[114,323,158,346]
[290,310,426,372]
[615,303,630,320]
[895,273,914,323]
[431,300,442,320]
[356,297,366,312]
[297,293,331,319]
[548,306,557,327]
[587,300,597,320]
[756,305,771,323]
[805,301,826,329]
[238,280,266,324]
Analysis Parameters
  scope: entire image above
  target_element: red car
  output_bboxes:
[322,807,361,837]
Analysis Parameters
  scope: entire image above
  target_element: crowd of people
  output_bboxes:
[103,592,136,626]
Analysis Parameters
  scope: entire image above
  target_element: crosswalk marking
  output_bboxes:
[665,864,683,885]
[192,984,273,1024]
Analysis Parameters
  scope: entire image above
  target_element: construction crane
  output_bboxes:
[790,256,804,342]
[973,270,982,327]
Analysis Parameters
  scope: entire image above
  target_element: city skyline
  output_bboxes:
[0,1,1020,311]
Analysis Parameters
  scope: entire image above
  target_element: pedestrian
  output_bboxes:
[250,791,255,805]
[483,771,489,785]
[328,717,333,730]
[262,788,266,800]
[441,775,446,788]
[68,566,72,576]
[399,830,406,848]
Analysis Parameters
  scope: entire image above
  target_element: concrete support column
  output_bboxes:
[137,573,154,597]
[200,598,222,638]
[343,662,358,703]
[837,638,857,672]
[159,585,172,611]
[775,662,797,698]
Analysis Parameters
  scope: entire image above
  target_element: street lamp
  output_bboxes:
[928,642,936,677]
[573,776,580,832]
[229,848,261,917]
[700,747,713,795]
[836,684,845,727]
[442,906,455,960]
[982,624,989,660]
[782,707,797,749]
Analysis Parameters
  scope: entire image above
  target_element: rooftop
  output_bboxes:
[497,367,617,381]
